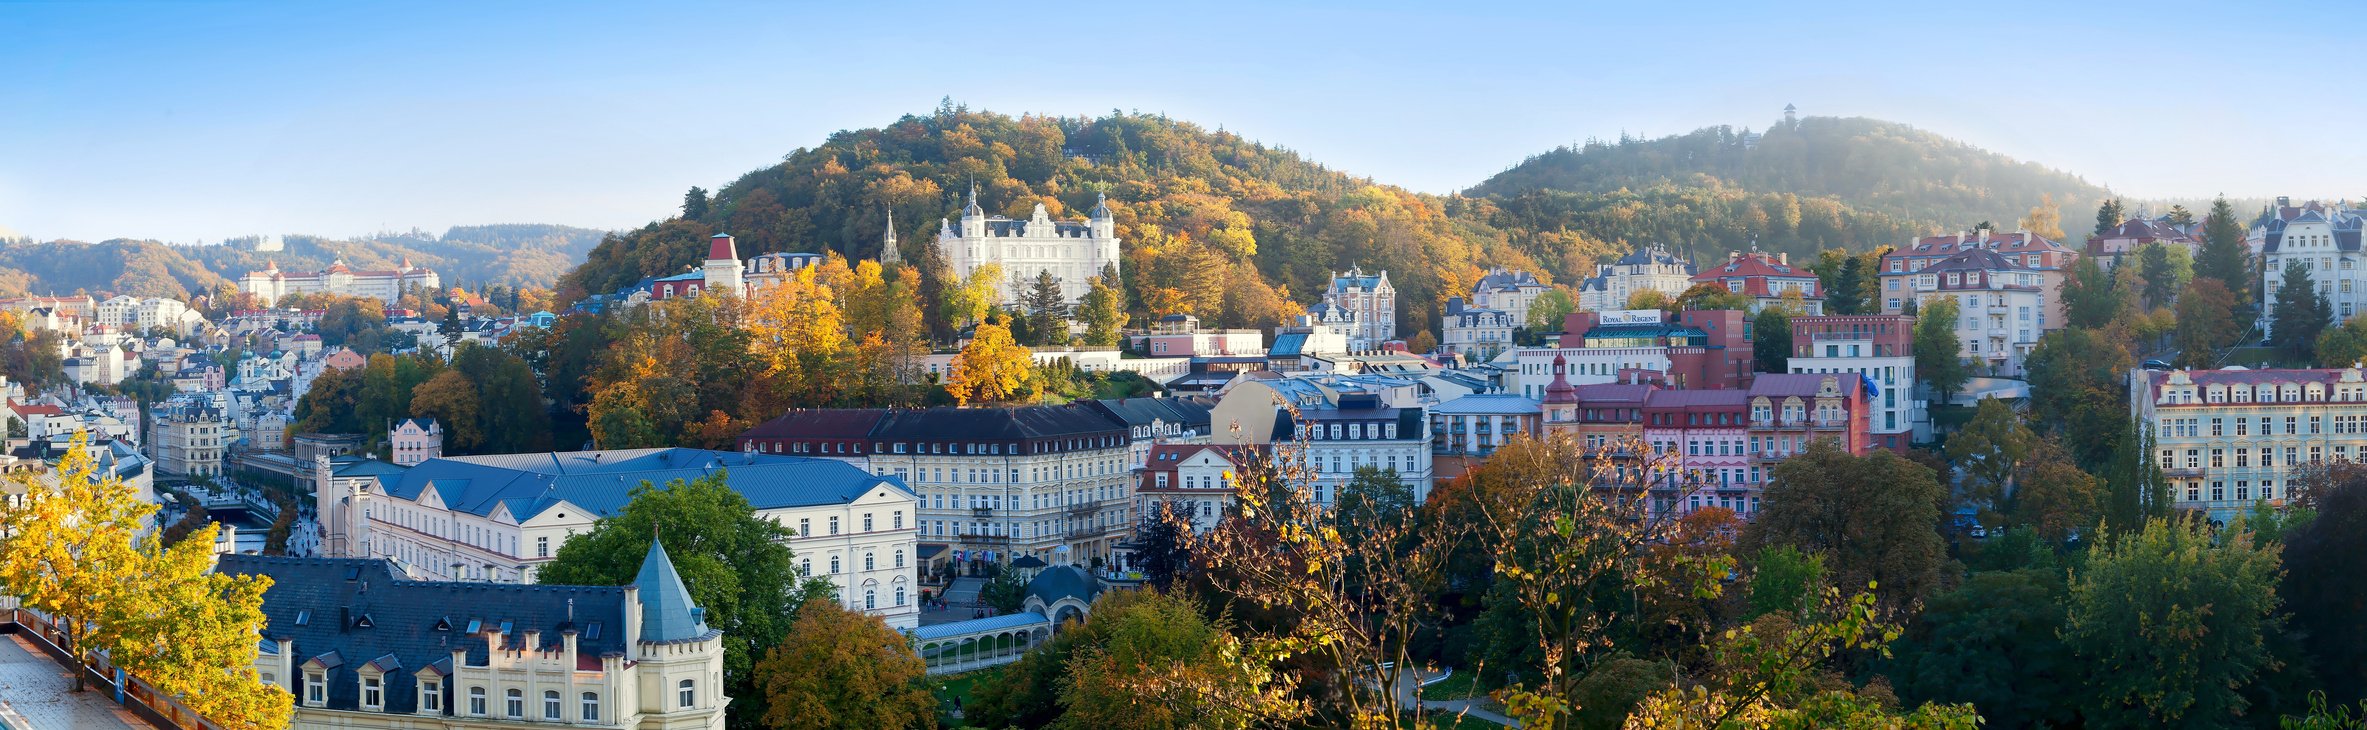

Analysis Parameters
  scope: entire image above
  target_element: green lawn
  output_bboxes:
[1419,670,1485,701]
[933,666,1006,726]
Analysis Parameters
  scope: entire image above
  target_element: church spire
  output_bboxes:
[881,210,900,264]
[963,182,984,218]
[1090,191,1111,220]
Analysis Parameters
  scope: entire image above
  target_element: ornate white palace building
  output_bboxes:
[240,258,441,306]
[938,186,1120,307]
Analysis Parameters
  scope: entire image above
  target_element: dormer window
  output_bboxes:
[305,672,326,706]
[362,674,384,710]
[421,678,442,713]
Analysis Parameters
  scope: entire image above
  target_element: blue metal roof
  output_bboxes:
[634,539,712,643]
[372,449,908,523]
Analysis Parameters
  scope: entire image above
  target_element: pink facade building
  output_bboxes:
[1641,389,1753,517]
[390,417,444,466]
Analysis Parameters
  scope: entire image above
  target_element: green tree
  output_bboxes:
[2284,463,2367,708]
[1677,282,1756,312]
[2010,440,2105,545]
[2094,197,2125,236]
[1743,544,1826,620]
[2061,255,2126,330]
[1528,288,1577,332]
[1053,590,1287,730]
[683,186,710,220]
[2175,278,2243,368]
[536,472,833,730]
[755,599,937,730]
[1129,502,1193,591]
[1944,397,2032,519]
[2271,260,2333,363]
[1886,567,2078,729]
[1079,275,1127,347]
[1022,269,1071,346]
[1753,307,1794,374]
[1824,256,1868,314]
[2063,516,2284,727]
[2024,326,2133,468]
[2167,205,2197,226]
[2319,315,2367,369]
[1746,441,1949,611]
[2101,417,2172,536]
[1914,297,1967,405]
[2138,241,2189,309]
[980,569,1028,613]
[2199,196,2254,304]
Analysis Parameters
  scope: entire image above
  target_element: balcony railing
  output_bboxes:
[1066,503,1099,519]
[955,533,1012,543]
[971,506,994,517]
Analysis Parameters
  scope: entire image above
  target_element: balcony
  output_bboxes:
[2164,466,2203,477]
[1986,328,2010,340]
[1065,526,1109,542]
[955,533,1012,544]
[971,506,995,517]
[1066,503,1099,519]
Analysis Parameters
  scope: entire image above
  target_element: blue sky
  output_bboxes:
[4,0,2360,243]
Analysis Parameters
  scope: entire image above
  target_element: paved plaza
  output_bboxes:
[0,633,146,730]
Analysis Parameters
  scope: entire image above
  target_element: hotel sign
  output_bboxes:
[1597,309,1664,325]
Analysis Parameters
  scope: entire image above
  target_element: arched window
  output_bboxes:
[865,588,877,609]
[469,686,487,716]
[896,585,907,606]
[830,556,840,574]
[581,692,600,721]
[505,688,524,718]
[894,550,905,568]
[543,690,561,720]
[800,558,811,575]
[679,679,696,708]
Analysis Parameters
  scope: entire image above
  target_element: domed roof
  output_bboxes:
[1543,354,1578,405]
[1026,564,1099,607]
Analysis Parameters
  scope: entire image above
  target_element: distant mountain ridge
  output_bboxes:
[0,223,605,300]
[1471,116,2112,235]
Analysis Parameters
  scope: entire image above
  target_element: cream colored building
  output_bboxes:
[738,404,1137,574]
[2130,366,2367,523]
[148,399,228,477]
[221,542,727,729]
[316,448,921,629]
[938,187,1120,306]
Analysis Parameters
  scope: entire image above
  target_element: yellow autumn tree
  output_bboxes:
[0,435,153,692]
[747,264,846,400]
[112,521,290,729]
[946,316,1034,406]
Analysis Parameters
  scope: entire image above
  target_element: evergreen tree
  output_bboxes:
[1914,298,1967,405]
[683,186,710,220]
[1825,256,1868,314]
[2270,260,2332,363]
[1021,269,1069,347]
[2137,242,2178,309]
[2094,197,2124,236]
[2101,418,2171,536]
[1753,307,1793,374]
[2167,205,2196,226]
[2198,196,2253,303]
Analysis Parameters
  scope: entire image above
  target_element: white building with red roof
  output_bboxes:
[238,257,439,306]
[1133,443,1253,533]
[1689,250,1822,314]
[1878,227,2076,335]
[2129,365,2367,522]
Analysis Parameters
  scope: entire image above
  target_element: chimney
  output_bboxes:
[1778,252,1788,265]
[524,629,542,654]
[339,606,350,633]
[2279,196,2291,208]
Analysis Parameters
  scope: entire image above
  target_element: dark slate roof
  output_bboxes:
[1083,397,1213,433]
[1473,268,1545,292]
[1611,245,1693,270]
[218,555,631,715]
[1025,565,1101,606]
[373,449,906,524]
[868,404,1126,441]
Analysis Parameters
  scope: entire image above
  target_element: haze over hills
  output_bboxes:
[0,224,607,300]
[561,107,2111,336]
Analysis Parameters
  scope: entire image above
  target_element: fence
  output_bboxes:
[0,603,230,730]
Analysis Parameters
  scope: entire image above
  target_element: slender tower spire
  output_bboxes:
[881,209,900,264]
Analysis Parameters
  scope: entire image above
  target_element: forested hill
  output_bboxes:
[563,105,1592,338]
[561,107,2115,340]
[1472,116,2111,233]
[0,224,605,300]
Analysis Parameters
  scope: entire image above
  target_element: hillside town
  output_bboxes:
[4,187,2364,729]
[6,6,2366,721]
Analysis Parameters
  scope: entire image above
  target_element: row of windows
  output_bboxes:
[797,550,907,574]
[2163,445,2356,469]
[302,675,696,717]
[2160,415,2354,437]
[789,511,905,537]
